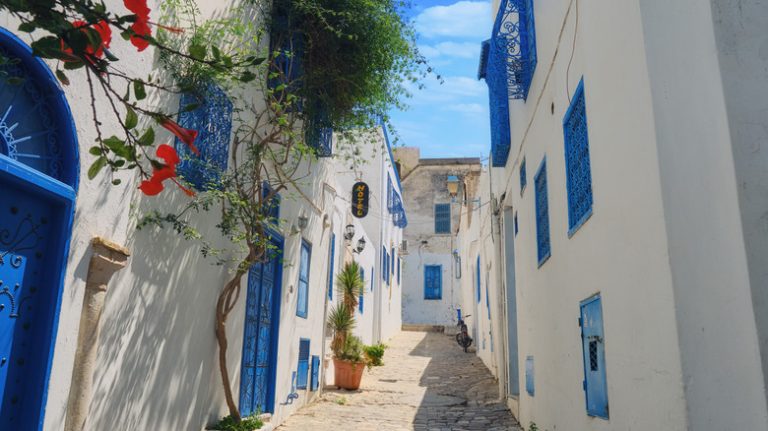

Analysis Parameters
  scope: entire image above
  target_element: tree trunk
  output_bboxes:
[215,267,249,423]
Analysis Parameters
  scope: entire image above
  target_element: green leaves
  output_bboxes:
[55,69,70,86]
[125,108,138,129]
[189,42,207,61]
[138,127,155,146]
[88,156,107,180]
[133,80,147,101]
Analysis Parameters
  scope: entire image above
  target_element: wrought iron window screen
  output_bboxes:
[175,82,233,190]
[304,103,332,157]
[563,79,593,235]
[485,0,537,167]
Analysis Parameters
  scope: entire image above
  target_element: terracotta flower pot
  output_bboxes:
[333,358,365,390]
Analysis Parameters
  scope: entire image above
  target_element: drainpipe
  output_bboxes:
[64,237,130,431]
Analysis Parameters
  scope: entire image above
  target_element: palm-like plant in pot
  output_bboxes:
[329,261,365,390]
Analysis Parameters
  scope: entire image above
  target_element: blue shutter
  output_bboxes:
[476,256,481,303]
[525,356,535,396]
[176,82,233,191]
[296,240,311,318]
[327,233,335,300]
[486,279,491,318]
[564,78,593,235]
[397,255,401,284]
[310,355,320,391]
[424,265,442,300]
[520,157,527,195]
[435,204,451,234]
[580,295,609,418]
[534,159,551,266]
[359,268,365,313]
[297,339,310,389]
[382,246,387,282]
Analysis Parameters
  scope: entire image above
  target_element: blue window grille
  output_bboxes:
[296,338,310,389]
[391,247,396,276]
[525,356,535,396]
[483,0,538,167]
[534,159,551,266]
[387,174,393,212]
[269,1,303,96]
[424,265,442,300]
[520,157,527,195]
[476,256,482,303]
[391,191,408,228]
[514,211,519,236]
[305,104,332,157]
[358,267,365,313]
[564,78,593,235]
[296,240,311,318]
[327,233,335,300]
[381,246,387,282]
[435,203,451,234]
[397,255,401,285]
[580,294,609,418]
[310,355,320,391]
[175,82,233,190]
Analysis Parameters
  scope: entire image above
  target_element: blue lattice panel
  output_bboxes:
[534,159,551,266]
[563,79,593,235]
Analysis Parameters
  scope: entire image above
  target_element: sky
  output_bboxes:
[389,1,493,159]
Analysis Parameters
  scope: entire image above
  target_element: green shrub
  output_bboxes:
[363,343,387,368]
[338,335,364,363]
[210,414,263,431]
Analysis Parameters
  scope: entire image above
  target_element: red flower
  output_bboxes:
[61,20,112,60]
[138,144,195,197]
[160,118,199,155]
[124,0,152,51]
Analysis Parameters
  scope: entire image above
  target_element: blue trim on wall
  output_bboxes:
[296,239,311,318]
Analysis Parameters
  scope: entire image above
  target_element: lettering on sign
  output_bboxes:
[352,182,369,218]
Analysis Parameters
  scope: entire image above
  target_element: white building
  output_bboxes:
[395,148,481,328]
[0,2,404,430]
[459,0,768,430]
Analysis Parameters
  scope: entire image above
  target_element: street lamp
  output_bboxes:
[446,175,460,198]
[354,237,366,254]
[344,224,355,242]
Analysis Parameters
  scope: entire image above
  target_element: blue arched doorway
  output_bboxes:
[0,28,79,430]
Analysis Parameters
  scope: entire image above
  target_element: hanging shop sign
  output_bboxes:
[352,182,369,218]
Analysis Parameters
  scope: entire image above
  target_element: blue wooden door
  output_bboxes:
[240,234,284,416]
[580,295,609,418]
[0,28,78,430]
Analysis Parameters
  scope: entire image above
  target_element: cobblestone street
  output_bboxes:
[276,331,521,431]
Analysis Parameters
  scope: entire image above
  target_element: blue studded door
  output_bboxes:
[240,234,284,416]
[580,294,609,418]
[0,28,78,430]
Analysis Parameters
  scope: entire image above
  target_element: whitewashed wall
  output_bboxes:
[472,0,768,430]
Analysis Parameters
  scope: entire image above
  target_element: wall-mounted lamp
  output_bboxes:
[297,215,309,230]
[447,175,460,200]
[353,237,366,254]
[344,224,355,242]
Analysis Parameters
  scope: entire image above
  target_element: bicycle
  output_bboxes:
[456,314,473,353]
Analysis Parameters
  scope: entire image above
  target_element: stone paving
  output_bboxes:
[276,331,522,431]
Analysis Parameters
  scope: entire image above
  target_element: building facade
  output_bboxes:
[395,148,481,328]
[0,2,405,430]
[460,0,768,430]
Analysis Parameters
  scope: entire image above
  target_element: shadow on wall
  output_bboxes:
[409,332,516,430]
[85,184,232,431]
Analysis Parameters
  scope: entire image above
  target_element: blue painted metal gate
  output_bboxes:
[580,294,609,418]
[240,234,284,416]
[0,28,78,430]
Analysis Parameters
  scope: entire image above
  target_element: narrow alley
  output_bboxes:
[277,331,521,431]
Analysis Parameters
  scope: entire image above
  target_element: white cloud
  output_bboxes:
[445,103,486,114]
[419,42,482,60]
[415,1,493,39]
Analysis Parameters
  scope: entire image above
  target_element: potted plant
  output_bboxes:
[329,262,366,390]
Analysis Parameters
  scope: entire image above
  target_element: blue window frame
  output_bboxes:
[175,82,233,190]
[534,159,551,266]
[296,338,310,389]
[435,203,451,234]
[564,78,593,236]
[520,157,527,195]
[486,278,491,318]
[310,355,320,391]
[476,256,482,303]
[305,104,332,157]
[424,265,442,300]
[327,233,335,300]
[514,211,519,236]
[359,268,365,313]
[525,356,535,396]
[391,247,395,276]
[483,0,538,167]
[296,240,311,318]
[397,255,401,285]
[580,294,608,418]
